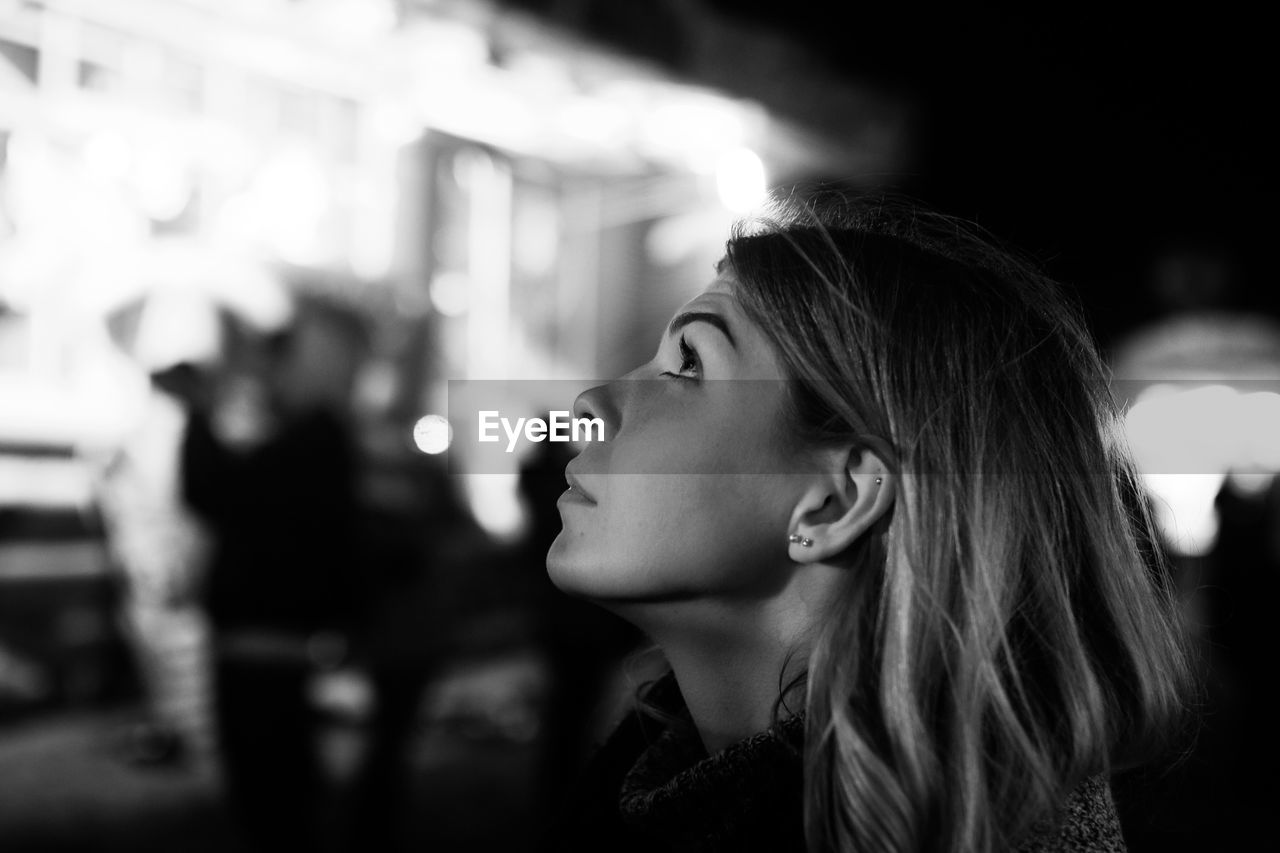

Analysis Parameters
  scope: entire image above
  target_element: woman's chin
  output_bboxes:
[545,535,584,592]
[547,543,625,602]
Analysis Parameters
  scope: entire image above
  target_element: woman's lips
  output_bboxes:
[562,469,597,504]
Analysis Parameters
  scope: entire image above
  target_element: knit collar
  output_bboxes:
[616,676,806,851]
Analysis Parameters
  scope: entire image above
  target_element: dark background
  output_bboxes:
[494,0,1271,347]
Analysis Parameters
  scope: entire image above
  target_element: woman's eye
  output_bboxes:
[660,335,700,379]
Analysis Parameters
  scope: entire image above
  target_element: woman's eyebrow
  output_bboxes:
[666,311,737,350]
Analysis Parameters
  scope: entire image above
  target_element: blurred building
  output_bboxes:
[1,0,906,531]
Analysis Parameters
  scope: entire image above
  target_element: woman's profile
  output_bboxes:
[544,191,1191,853]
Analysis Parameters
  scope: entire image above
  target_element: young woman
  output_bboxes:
[544,193,1191,853]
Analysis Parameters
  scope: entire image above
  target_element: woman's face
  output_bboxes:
[547,272,812,605]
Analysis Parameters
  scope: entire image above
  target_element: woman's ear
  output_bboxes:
[787,446,895,563]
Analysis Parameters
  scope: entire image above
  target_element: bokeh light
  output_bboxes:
[412,413,452,454]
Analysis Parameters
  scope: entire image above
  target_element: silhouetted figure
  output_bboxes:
[164,300,367,852]
[1107,246,1280,852]
[340,499,440,853]
[96,373,212,767]
[1207,475,1280,839]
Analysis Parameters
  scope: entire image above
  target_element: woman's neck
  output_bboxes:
[641,599,811,755]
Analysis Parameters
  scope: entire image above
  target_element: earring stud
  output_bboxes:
[875,477,882,485]
[788,534,814,547]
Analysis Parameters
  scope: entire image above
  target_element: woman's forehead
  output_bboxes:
[680,273,737,311]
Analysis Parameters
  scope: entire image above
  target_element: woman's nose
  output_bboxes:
[572,382,617,441]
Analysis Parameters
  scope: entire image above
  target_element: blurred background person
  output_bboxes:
[159,295,370,852]
[94,292,217,767]
[1107,246,1280,849]
[338,460,453,853]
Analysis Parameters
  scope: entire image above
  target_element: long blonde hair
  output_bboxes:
[726,193,1191,853]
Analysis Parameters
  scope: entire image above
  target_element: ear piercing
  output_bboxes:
[790,479,881,548]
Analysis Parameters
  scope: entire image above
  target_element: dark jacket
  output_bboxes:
[549,674,1128,853]
[181,406,359,635]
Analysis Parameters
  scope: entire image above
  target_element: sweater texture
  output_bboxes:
[549,674,1128,852]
